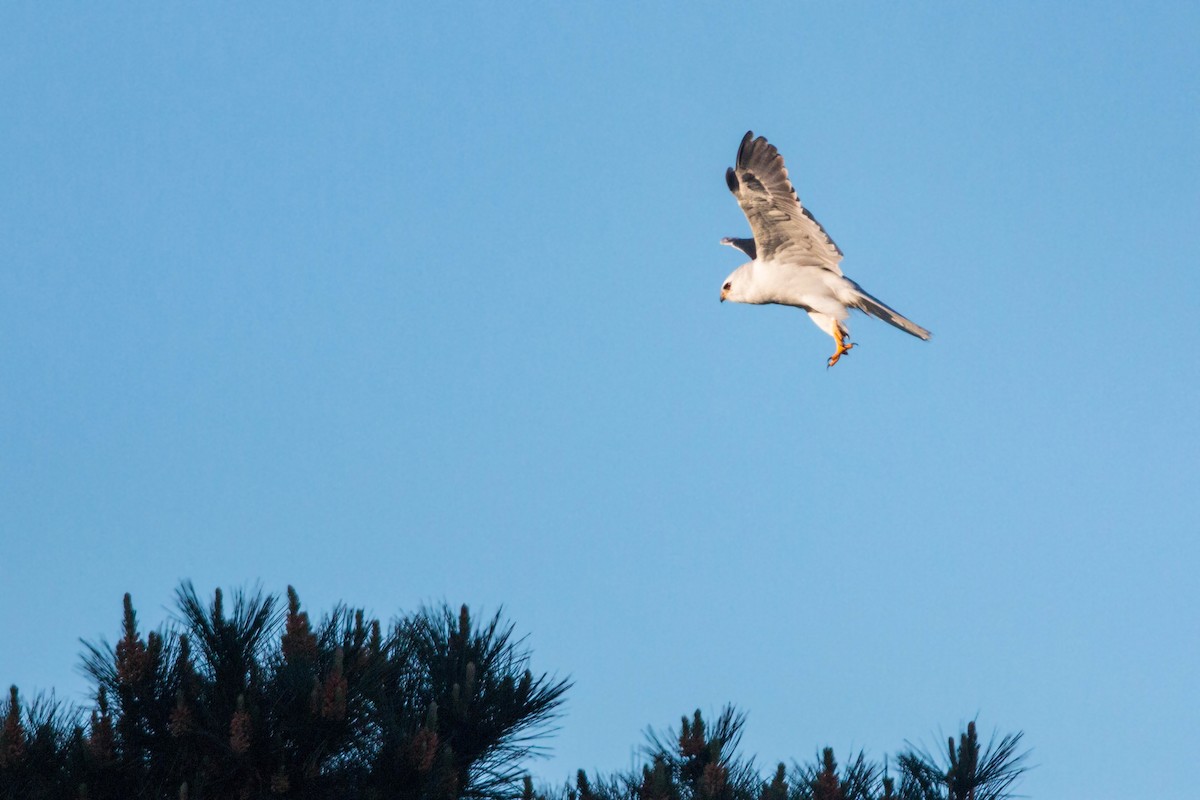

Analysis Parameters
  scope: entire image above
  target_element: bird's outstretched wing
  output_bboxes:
[725,131,843,273]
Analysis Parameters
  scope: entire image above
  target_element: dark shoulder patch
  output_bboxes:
[741,172,765,193]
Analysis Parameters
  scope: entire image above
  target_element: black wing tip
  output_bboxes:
[725,166,739,192]
[736,130,755,165]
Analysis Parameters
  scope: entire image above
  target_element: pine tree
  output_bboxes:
[1,587,1028,800]
[562,711,1027,800]
[792,747,879,800]
[3,583,568,799]
[895,721,1028,800]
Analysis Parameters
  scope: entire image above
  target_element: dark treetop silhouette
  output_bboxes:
[0,585,1026,800]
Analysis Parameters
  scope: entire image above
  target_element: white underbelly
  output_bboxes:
[755,259,853,316]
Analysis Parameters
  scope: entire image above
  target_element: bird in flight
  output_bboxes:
[720,131,930,367]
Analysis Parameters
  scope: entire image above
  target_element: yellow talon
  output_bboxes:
[827,328,855,368]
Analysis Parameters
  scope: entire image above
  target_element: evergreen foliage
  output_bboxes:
[2,584,568,800]
[894,721,1028,800]
[1,587,1028,800]
[559,708,1027,800]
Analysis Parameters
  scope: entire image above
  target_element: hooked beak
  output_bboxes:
[720,288,728,303]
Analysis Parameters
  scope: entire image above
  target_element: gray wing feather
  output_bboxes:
[726,131,843,273]
[720,237,757,259]
[849,283,932,340]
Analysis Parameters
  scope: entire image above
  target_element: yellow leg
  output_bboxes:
[827,327,855,367]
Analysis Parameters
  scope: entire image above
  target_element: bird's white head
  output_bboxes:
[720,264,753,304]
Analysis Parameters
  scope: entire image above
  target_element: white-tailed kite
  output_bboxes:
[720,131,931,367]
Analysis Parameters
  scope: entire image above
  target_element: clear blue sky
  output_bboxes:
[2,3,1197,797]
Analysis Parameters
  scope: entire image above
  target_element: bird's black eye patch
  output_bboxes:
[723,282,732,291]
